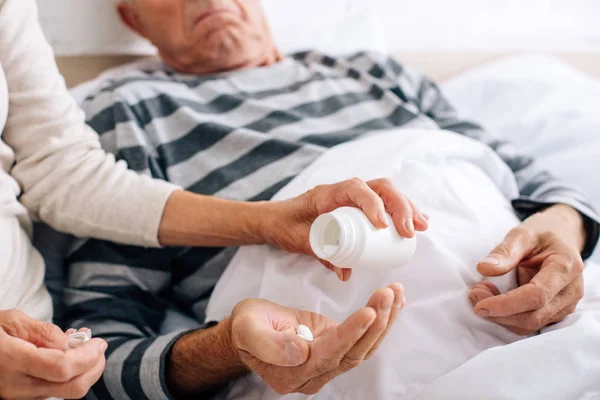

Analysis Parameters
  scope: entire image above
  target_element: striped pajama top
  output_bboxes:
[63,51,600,400]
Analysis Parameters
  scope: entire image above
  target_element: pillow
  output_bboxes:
[38,0,387,56]
[441,54,600,262]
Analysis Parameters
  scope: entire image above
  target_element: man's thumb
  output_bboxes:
[243,324,309,367]
[477,227,536,276]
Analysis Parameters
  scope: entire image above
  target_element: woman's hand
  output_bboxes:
[262,178,428,281]
[0,310,106,400]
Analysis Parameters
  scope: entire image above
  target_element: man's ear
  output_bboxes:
[116,2,146,38]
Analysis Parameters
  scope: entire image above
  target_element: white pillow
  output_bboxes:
[442,54,600,261]
[38,0,387,56]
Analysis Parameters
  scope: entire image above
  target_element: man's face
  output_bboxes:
[118,0,280,74]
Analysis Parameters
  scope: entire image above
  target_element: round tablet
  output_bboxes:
[297,324,314,342]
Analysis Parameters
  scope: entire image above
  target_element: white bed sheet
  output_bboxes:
[206,129,600,400]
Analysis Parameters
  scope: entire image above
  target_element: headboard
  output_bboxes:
[56,52,600,88]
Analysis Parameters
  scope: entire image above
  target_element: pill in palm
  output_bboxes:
[297,324,314,341]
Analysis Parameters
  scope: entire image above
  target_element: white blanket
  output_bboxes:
[206,129,600,400]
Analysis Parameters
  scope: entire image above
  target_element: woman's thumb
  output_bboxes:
[1,310,68,350]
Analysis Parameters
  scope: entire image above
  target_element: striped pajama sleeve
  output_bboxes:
[403,66,600,259]
[64,241,203,400]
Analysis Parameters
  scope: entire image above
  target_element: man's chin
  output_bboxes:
[163,52,254,75]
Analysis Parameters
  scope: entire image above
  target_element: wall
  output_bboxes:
[376,0,600,51]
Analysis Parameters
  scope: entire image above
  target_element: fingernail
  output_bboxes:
[393,294,403,307]
[476,308,490,317]
[377,212,389,227]
[342,269,351,282]
[99,341,108,353]
[404,219,414,235]
[469,294,480,306]
[479,257,500,266]
[285,341,303,365]
[423,213,430,220]
[400,297,407,308]
[417,213,428,224]
[363,309,376,329]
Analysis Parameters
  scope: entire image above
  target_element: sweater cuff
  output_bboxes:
[137,179,180,248]
[512,198,600,261]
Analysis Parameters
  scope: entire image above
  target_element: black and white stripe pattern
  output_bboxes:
[64,51,599,400]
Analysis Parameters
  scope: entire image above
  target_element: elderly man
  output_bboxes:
[62,0,599,398]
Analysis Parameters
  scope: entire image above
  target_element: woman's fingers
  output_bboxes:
[335,178,388,229]
[30,353,106,400]
[366,178,429,237]
[366,178,414,237]
[319,260,353,282]
[408,198,429,232]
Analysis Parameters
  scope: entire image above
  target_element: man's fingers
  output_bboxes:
[306,286,404,393]
[548,303,578,325]
[3,335,107,382]
[484,278,582,331]
[342,287,394,364]
[367,178,415,238]
[528,252,583,301]
[477,227,537,277]
[478,251,582,318]
[309,307,376,375]
[474,283,553,318]
[365,283,405,359]
[469,284,495,306]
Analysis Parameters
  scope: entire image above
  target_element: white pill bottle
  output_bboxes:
[309,206,417,269]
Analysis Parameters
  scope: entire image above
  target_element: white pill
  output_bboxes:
[297,324,314,342]
[323,245,338,256]
[67,332,90,348]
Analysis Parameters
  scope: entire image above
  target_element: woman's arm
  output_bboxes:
[0,0,177,247]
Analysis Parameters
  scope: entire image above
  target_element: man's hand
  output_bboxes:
[0,310,107,400]
[231,283,405,395]
[166,284,405,397]
[470,204,587,335]
[263,178,429,281]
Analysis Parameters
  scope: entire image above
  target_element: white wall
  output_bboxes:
[376,0,600,51]
[38,0,600,56]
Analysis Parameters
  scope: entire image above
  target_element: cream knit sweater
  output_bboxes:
[0,0,177,321]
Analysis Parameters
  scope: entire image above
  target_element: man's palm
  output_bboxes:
[230,285,405,395]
